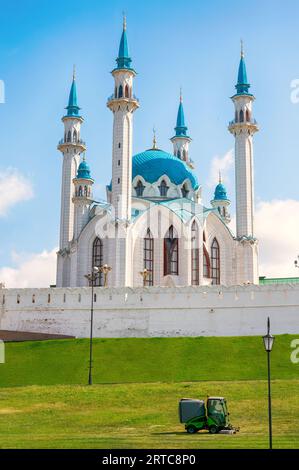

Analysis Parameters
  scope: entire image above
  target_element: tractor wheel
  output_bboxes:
[186,425,197,434]
[209,425,218,434]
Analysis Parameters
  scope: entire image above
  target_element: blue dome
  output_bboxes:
[76,160,93,180]
[214,182,228,201]
[132,149,199,190]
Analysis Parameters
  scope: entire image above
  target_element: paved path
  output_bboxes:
[0,330,75,342]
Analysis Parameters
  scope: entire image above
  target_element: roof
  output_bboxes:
[65,78,81,117]
[132,148,199,190]
[115,20,132,70]
[75,159,93,180]
[235,55,250,95]
[259,277,299,285]
[213,182,228,201]
[174,101,189,137]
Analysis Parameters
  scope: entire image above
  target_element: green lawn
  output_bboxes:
[1,335,298,387]
[0,335,298,448]
[0,380,298,449]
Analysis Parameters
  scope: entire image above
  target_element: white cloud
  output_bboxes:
[207,149,234,188]
[255,199,299,278]
[0,168,34,216]
[0,248,57,288]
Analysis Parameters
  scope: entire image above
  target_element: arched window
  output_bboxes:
[92,237,104,286]
[181,183,189,198]
[191,221,199,285]
[203,231,206,242]
[164,225,179,276]
[114,86,117,98]
[144,229,154,286]
[84,185,88,196]
[125,84,129,98]
[67,130,72,142]
[159,180,169,197]
[78,186,83,196]
[235,110,238,123]
[239,109,244,122]
[211,238,220,285]
[135,180,145,197]
[246,109,251,122]
[203,246,210,278]
[118,85,123,98]
[177,150,181,159]
[183,149,187,161]
[73,129,77,142]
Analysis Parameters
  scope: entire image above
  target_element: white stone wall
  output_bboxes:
[0,285,298,338]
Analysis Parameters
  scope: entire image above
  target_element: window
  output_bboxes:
[125,84,129,98]
[114,86,117,98]
[92,238,104,286]
[203,245,210,278]
[118,143,121,148]
[246,109,251,122]
[239,109,244,122]
[177,150,181,159]
[183,149,187,161]
[135,180,145,197]
[235,110,238,123]
[211,238,220,285]
[118,178,120,184]
[181,183,189,198]
[67,130,71,142]
[191,221,199,285]
[164,225,179,276]
[159,180,169,197]
[73,129,77,142]
[144,229,154,286]
[118,160,120,166]
[118,85,123,98]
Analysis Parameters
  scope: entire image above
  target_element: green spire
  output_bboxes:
[116,14,132,69]
[174,90,188,137]
[235,40,250,95]
[65,66,81,117]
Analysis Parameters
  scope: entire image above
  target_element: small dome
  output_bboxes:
[76,160,92,180]
[214,182,228,201]
[132,149,199,190]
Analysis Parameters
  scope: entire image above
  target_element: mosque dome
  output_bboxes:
[213,182,228,201]
[132,148,199,189]
[76,159,92,180]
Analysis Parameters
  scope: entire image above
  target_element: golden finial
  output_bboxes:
[180,86,183,103]
[240,39,244,58]
[123,11,127,30]
[73,64,76,81]
[152,127,157,149]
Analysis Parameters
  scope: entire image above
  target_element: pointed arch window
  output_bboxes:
[73,129,77,142]
[191,221,199,285]
[135,180,145,197]
[67,130,72,142]
[246,109,251,122]
[118,85,123,98]
[239,109,244,122]
[183,149,187,161]
[92,237,104,286]
[164,225,179,276]
[125,84,129,98]
[235,110,238,123]
[181,183,189,198]
[203,245,210,278]
[159,180,169,197]
[211,238,220,285]
[144,229,154,286]
[177,150,181,159]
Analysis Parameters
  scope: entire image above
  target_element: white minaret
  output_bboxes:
[107,16,139,222]
[56,69,86,287]
[170,91,193,167]
[72,155,94,240]
[228,43,258,238]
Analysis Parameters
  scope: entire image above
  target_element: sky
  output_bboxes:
[0,0,299,286]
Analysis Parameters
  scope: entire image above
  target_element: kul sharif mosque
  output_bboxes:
[56,19,259,288]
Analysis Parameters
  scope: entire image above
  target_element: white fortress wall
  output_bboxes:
[0,285,298,338]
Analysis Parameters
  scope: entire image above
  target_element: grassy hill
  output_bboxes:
[0,334,298,387]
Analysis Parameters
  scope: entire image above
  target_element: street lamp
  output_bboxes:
[262,316,275,449]
[139,268,149,286]
[84,266,99,385]
[100,264,112,287]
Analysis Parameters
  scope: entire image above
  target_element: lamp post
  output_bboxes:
[100,264,112,287]
[139,268,149,286]
[262,316,275,449]
[84,266,99,385]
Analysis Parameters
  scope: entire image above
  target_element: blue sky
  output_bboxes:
[1,0,299,283]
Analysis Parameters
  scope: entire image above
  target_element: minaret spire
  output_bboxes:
[170,90,192,166]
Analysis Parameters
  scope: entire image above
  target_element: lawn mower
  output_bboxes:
[179,397,239,434]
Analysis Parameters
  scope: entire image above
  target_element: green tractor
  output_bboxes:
[179,397,238,434]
